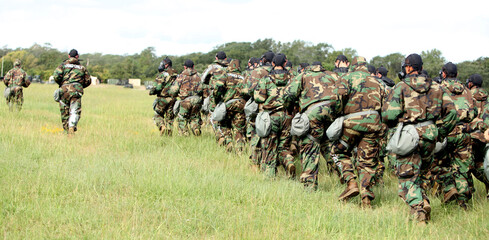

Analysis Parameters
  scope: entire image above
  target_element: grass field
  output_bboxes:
[1,84,488,239]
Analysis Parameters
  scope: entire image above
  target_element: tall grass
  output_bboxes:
[0,84,488,239]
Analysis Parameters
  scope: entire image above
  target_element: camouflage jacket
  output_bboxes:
[470,87,487,119]
[284,65,343,113]
[241,64,272,100]
[441,78,477,124]
[154,67,178,97]
[201,59,229,85]
[4,66,29,88]
[469,87,489,140]
[169,68,202,100]
[53,57,91,88]
[213,65,245,104]
[382,74,457,141]
[341,65,386,115]
[254,68,291,112]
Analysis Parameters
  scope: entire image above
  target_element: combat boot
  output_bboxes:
[339,179,359,201]
[286,163,296,179]
[423,199,431,221]
[68,127,75,136]
[443,188,458,203]
[458,200,468,211]
[361,197,372,209]
[193,128,201,136]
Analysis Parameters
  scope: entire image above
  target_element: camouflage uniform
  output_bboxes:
[151,67,178,135]
[169,67,203,136]
[209,59,247,152]
[434,78,477,205]
[383,73,457,221]
[3,60,30,111]
[284,64,345,189]
[53,57,91,133]
[242,63,273,167]
[202,58,229,143]
[330,57,386,204]
[468,86,489,196]
[254,67,295,177]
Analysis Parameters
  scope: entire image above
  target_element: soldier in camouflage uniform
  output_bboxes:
[150,57,178,135]
[242,51,275,171]
[433,62,477,209]
[333,55,350,77]
[210,59,247,152]
[466,74,489,199]
[202,51,230,144]
[52,49,91,135]
[383,54,457,224]
[330,57,386,207]
[3,59,30,111]
[169,60,203,136]
[254,53,296,178]
[284,61,345,189]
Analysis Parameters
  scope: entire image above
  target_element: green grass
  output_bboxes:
[1,84,488,239]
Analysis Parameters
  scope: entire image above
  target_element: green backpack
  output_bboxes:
[386,122,419,156]
[255,111,271,137]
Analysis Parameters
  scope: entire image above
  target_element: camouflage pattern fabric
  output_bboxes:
[52,57,91,132]
[210,60,247,152]
[330,62,386,200]
[169,68,203,136]
[152,67,178,135]
[3,65,29,111]
[254,68,294,177]
[382,74,457,220]
[433,78,477,203]
[284,64,345,189]
[243,64,273,166]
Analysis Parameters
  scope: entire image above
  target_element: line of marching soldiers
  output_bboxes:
[149,51,489,224]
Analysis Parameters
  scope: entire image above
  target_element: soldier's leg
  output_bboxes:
[278,113,295,178]
[355,133,380,202]
[153,112,165,134]
[59,99,70,132]
[177,100,190,136]
[68,97,82,133]
[230,111,247,152]
[332,128,361,201]
[14,88,23,111]
[471,139,489,197]
[249,121,261,168]
[260,133,278,178]
[163,97,175,136]
[451,133,473,207]
[189,102,202,136]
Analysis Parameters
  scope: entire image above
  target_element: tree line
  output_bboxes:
[1,39,488,89]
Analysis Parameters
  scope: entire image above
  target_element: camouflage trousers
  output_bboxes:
[6,86,23,111]
[470,137,489,193]
[213,99,246,152]
[153,96,175,135]
[394,137,435,217]
[298,104,335,189]
[247,119,262,166]
[59,83,84,132]
[258,110,294,177]
[177,97,202,136]
[435,129,474,202]
[331,125,381,200]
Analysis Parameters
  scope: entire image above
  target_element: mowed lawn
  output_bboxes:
[1,84,488,239]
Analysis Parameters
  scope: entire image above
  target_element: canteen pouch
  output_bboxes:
[201,96,210,113]
[255,111,271,138]
[244,99,258,119]
[211,102,227,122]
[53,88,62,102]
[326,116,345,141]
[386,122,419,156]
[290,113,310,137]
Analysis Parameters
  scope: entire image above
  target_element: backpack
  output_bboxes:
[484,144,489,180]
[326,116,345,141]
[386,122,419,156]
[244,99,258,119]
[290,113,310,137]
[211,102,227,122]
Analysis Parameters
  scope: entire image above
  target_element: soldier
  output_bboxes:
[383,54,457,224]
[254,53,295,178]
[3,59,30,111]
[169,60,203,136]
[466,74,489,198]
[52,49,91,135]
[333,55,350,76]
[285,60,345,190]
[376,66,395,88]
[330,57,386,207]
[150,57,178,135]
[297,63,309,74]
[210,59,247,152]
[201,51,230,144]
[434,62,477,209]
[242,51,275,171]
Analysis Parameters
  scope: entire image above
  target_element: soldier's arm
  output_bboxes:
[3,71,11,86]
[22,70,31,88]
[53,65,64,86]
[438,90,458,138]
[381,84,404,128]
[283,73,302,108]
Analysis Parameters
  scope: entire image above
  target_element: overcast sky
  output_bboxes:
[1,0,488,63]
